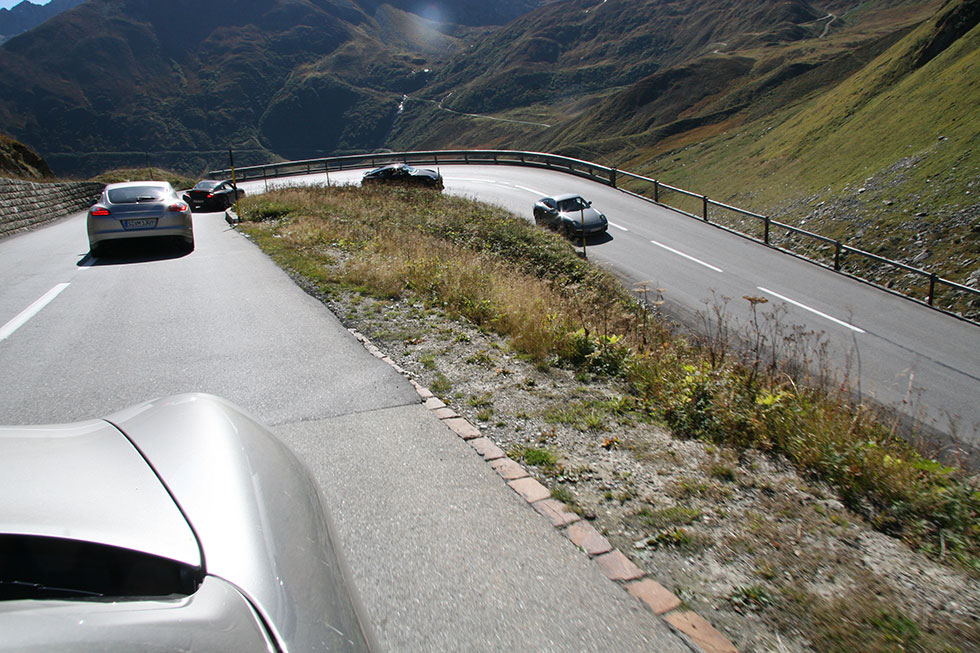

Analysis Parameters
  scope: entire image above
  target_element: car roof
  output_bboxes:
[104,181,172,190]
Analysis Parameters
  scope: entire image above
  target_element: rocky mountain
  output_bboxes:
[0,132,52,178]
[0,0,83,44]
[0,0,548,176]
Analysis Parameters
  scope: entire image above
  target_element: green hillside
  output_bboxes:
[619,0,980,288]
[384,0,978,290]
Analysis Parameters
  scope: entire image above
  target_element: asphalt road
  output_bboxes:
[0,207,696,651]
[241,165,980,466]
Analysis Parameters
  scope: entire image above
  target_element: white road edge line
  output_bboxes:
[514,185,547,196]
[758,286,866,334]
[650,239,723,273]
[0,283,70,342]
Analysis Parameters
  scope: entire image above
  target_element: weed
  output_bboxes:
[709,464,736,483]
[467,393,493,409]
[550,484,577,507]
[640,527,713,552]
[729,584,774,612]
[430,373,452,396]
[511,445,559,469]
[636,505,702,529]
[465,350,494,367]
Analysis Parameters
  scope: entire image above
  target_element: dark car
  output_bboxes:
[0,394,374,652]
[533,193,608,237]
[183,179,245,212]
[361,163,444,190]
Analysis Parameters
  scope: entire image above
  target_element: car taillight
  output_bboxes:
[167,202,188,212]
[91,206,110,216]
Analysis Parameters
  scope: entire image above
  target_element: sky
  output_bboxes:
[0,0,53,10]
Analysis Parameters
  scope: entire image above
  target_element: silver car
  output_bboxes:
[87,181,194,256]
[0,394,374,652]
[533,193,608,237]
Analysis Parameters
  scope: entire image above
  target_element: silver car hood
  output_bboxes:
[0,395,373,652]
[106,394,373,652]
[0,419,200,567]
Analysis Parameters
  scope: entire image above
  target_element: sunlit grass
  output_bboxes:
[239,183,979,571]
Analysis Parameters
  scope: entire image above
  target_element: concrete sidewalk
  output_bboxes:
[275,398,703,652]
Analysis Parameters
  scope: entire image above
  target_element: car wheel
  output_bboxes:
[89,242,105,258]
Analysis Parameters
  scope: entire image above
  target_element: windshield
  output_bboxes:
[193,180,220,190]
[557,197,587,212]
[107,186,169,204]
[0,534,202,600]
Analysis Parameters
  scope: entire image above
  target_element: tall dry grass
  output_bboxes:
[239,183,979,571]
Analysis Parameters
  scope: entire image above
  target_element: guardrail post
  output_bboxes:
[610,169,617,188]
[928,274,937,306]
[764,217,770,245]
[834,242,842,271]
[653,181,659,203]
[702,196,709,221]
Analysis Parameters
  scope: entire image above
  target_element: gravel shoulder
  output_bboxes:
[319,287,980,652]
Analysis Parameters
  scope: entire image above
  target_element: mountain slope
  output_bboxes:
[605,0,980,285]
[0,0,547,176]
[0,0,83,44]
[0,132,51,178]
[382,0,979,284]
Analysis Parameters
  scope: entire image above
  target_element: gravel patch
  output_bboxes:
[319,289,980,652]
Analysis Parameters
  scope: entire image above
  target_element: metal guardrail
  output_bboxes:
[212,149,980,325]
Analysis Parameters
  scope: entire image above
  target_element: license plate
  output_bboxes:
[123,219,158,230]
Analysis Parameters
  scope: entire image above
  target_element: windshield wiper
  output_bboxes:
[0,579,105,600]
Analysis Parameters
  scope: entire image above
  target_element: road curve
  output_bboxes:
[240,165,980,466]
[0,206,696,651]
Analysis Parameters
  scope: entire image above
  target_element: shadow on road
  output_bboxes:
[570,231,614,247]
[78,240,192,267]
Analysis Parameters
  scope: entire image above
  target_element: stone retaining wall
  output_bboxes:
[0,177,103,240]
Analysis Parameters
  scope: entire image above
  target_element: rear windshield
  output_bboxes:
[107,186,169,204]
[0,534,202,601]
[193,180,219,190]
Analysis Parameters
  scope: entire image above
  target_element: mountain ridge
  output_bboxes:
[0,0,83,43]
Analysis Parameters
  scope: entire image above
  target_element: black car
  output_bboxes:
[361,163,444,190]
[183,179,245,212]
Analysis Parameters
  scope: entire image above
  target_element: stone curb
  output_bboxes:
[347,327,738,653]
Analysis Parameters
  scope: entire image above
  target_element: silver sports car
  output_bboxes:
[87,181,194,256]
[533,193,608,238]
[0,394,374,652]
